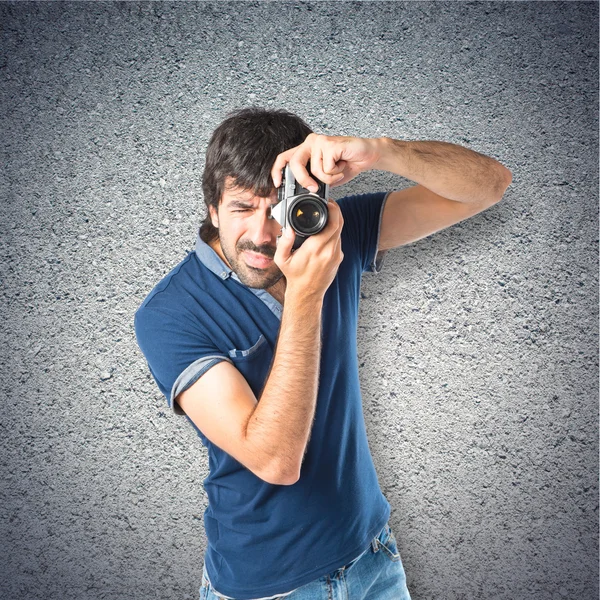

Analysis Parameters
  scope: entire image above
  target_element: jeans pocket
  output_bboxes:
[200,565,211,599]
[375,522,401,562]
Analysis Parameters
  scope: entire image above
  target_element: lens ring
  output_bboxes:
[288,196,328,235]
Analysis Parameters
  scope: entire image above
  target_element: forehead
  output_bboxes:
[223,179,277,205]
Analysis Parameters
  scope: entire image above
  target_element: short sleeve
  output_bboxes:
[134,306,232,415]
[336,191,391,273]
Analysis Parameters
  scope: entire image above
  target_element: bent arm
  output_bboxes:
[243,290,323,485]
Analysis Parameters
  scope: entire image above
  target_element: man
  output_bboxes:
[134,108,512,600]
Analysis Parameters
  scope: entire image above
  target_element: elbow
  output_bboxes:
[275,474,300,486]
[501,166,513,189]
[272,466,300,486]
[261,471,299,486]
[259,462,300,486]
[498,166,512,200]
[495,166,513,201]
[273,460,301,485]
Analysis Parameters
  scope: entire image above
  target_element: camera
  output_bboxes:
[269,163,330,250]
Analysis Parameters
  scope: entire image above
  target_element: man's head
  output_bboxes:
[200,107,313,289]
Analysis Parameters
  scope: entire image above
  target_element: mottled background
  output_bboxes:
[1,2,597,599]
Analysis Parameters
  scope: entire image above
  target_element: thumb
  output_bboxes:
[274,226,296,264]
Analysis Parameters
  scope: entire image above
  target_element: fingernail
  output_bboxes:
[308,184,318,193]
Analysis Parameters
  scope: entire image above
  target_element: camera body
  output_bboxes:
[269,163,330,250]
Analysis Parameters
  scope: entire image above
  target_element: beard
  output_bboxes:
[220,235,284,290]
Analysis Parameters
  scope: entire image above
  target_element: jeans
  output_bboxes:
[200,521,411,600]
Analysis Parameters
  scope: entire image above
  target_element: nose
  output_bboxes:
[248,212,279,251]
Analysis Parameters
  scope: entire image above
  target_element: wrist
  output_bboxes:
[284,286,324,309]
[372,136,409,175]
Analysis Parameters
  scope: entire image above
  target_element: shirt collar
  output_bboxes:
[195,230,242,283]
[193,231,284,320]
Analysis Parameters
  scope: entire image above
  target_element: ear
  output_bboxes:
[209,205,219,228]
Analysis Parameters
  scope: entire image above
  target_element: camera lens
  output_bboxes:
[294,203,320,230]
[289,196,328,235]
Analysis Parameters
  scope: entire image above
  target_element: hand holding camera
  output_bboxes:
[273,197,344,301]
[270,133,383,192]
[268,132,381,299]
[269,163,330,250]
[268,133,381,251]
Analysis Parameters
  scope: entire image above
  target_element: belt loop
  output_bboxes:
[371,536,379,553]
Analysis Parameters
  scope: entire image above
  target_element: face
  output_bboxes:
[209,179,284,290]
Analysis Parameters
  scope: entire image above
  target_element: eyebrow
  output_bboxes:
[227,199,277,209]
[228,200,254,208]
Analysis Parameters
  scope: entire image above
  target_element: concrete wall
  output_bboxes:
[1,2,597,599]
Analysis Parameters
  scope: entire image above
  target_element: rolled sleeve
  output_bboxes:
[134,307,229,416]
[170,355,233,415]
[366,191,391,273]
[337,191,391,274]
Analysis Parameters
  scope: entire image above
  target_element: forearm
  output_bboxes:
[373,136,512,204]
[244,291,323,484]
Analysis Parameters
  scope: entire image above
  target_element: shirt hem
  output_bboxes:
[209,504,391,599]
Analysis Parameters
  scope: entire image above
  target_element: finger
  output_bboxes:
[332,199,344,234]
[299,199,337,251]
[322,204,344,254]
[328,160,347,175]
[329,171,347,188]
[310,145,345,186]
[333,223,343,260]
[289,143,318,192]
[301,200,344,256]
[271,146,300,188]
[274,225,296,264]
[322,151,338,175]
[308,146,327,190]
[313,150,347,187]
[321,199,343,241]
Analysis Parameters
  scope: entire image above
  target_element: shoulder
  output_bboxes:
[135,251,210,337]
[137,251,201,313]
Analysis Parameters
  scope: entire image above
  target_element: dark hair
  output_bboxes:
[199,107,313,243]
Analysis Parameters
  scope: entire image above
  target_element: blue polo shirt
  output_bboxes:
[134,191,392,600]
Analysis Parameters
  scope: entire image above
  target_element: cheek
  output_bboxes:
[224,223,246,249]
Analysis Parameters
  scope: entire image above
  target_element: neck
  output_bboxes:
[267,278,287,304]
[208,238,231,269]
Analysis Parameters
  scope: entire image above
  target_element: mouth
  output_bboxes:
[243,250,274,269]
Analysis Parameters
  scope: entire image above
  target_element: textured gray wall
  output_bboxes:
[1,2,597,599]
